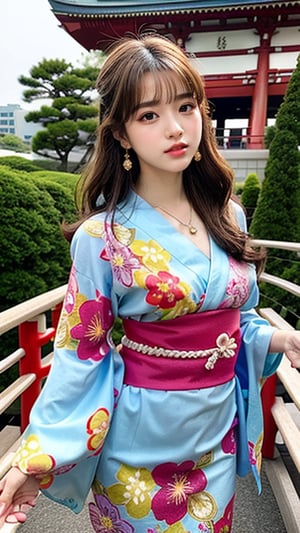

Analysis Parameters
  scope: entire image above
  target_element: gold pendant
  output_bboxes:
[189,225,197,235]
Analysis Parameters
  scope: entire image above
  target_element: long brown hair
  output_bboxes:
[65,34,265,271]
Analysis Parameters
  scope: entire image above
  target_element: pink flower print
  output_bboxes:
[214,495,235,533]
[145,271,186,309]
[101,242,140,287]
[70,295,114,361]
[221,418,237,455]
[248,441,256,465]
[198,524,211,532]
[151,460,207,525]
[89,494,134,533]
[224,258,250,308]
[64,264,78,314]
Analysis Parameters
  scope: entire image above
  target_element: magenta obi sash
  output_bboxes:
[120,308,241,391]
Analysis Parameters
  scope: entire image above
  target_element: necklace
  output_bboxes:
[156,205,198,235]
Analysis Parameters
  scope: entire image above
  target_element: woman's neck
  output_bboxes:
[135,172,187,208]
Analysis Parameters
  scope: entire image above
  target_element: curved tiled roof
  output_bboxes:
[48,0,297,16]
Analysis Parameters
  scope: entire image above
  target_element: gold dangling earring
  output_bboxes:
[194,150,202,162]
[123,148,132,171]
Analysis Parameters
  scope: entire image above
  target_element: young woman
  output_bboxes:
[1,34,300,532]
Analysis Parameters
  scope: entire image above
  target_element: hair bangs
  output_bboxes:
[122,65,204,123]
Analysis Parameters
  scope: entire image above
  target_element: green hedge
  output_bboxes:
[0,155,41,172]
[0,166,73,308]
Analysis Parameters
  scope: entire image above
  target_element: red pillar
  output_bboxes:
[248,33,271,149]
[261,374,278,458]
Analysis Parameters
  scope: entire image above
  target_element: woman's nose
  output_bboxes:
[165,118,184,139]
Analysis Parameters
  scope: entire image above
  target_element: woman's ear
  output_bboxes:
[112,131,131,149]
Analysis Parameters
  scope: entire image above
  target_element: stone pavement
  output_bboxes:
[18,462,287,533]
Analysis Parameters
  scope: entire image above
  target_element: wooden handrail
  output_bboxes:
[251,239,300,252]
[259,272,300,297]
[0,284,67,336]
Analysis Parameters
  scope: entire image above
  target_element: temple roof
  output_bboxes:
[48,0,297,17]
[48,0,300,52]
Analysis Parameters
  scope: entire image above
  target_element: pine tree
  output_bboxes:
[19,59,100,171]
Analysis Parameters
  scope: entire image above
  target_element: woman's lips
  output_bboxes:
[165,143,188,155]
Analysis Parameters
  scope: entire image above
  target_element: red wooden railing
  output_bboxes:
[18,306,62,431]
[0,285,66,432]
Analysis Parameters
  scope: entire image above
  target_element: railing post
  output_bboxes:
[51,302,63,330]
[261,374,278,458]
[18,316,55,432]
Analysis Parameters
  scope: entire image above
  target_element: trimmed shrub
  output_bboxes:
[241,173,261,228]
[0,165,71,311]
[31,170,79,190]
[0,155,40,172]
[250,132,300,325]
[250,131,299,242]
[29,177,77,224]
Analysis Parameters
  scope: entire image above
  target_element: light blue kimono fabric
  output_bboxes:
[13,191,282,525]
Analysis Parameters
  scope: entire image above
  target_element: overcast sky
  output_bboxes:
[1,0,87,109]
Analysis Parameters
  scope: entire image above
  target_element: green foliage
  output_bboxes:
[0,165,78,395]
[275,54,300,143]
[0,156,40,172]
[19,58,100,171]
[241,173,261,227]
[0,165,72,313]
[264,125,276,149]
[31,170,79,191]
[0,134,31,153]
[250,56,300,326]
[19,59,75,101]
[241,173,260,208]
[32,119,79,172]
[250,131,299,241]
[233,182,244,196]
[111,318,124,346]
[29,177,77,224]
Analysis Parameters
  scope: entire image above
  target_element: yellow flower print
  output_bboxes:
[83,220,105,238]
[13,434,55,475]
[87,408,110,451]
[114,225,136,246]
[83,219,135,246]
[188,491,217,521]
[130,240,171,272]
[107,464,155,519]
[254,433,263,474]
[55,292,86,349]
[162,294,198,320]
[194,451,214,470]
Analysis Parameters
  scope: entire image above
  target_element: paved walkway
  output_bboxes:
[18,462,286,533]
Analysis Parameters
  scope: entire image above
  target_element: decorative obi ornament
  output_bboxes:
[121,308,241,391]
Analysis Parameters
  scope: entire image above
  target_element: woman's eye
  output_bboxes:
[140,112,157,121]
[180,103,195,112]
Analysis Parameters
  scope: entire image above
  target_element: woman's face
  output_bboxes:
[121,72,202,181]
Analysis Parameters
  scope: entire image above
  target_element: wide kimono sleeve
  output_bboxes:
[231,200,283,488]
[12,221,124,513]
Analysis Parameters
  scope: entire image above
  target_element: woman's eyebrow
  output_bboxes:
[133,92,194,113]
[134,99,160,112]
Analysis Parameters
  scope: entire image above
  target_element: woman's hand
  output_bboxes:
[270,329,300,368]
[284,331,300,368]
[0,467,39,527]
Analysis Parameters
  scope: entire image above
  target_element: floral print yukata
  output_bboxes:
[13,191,282,532]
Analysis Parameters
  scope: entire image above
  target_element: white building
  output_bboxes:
[0,104,42,143]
